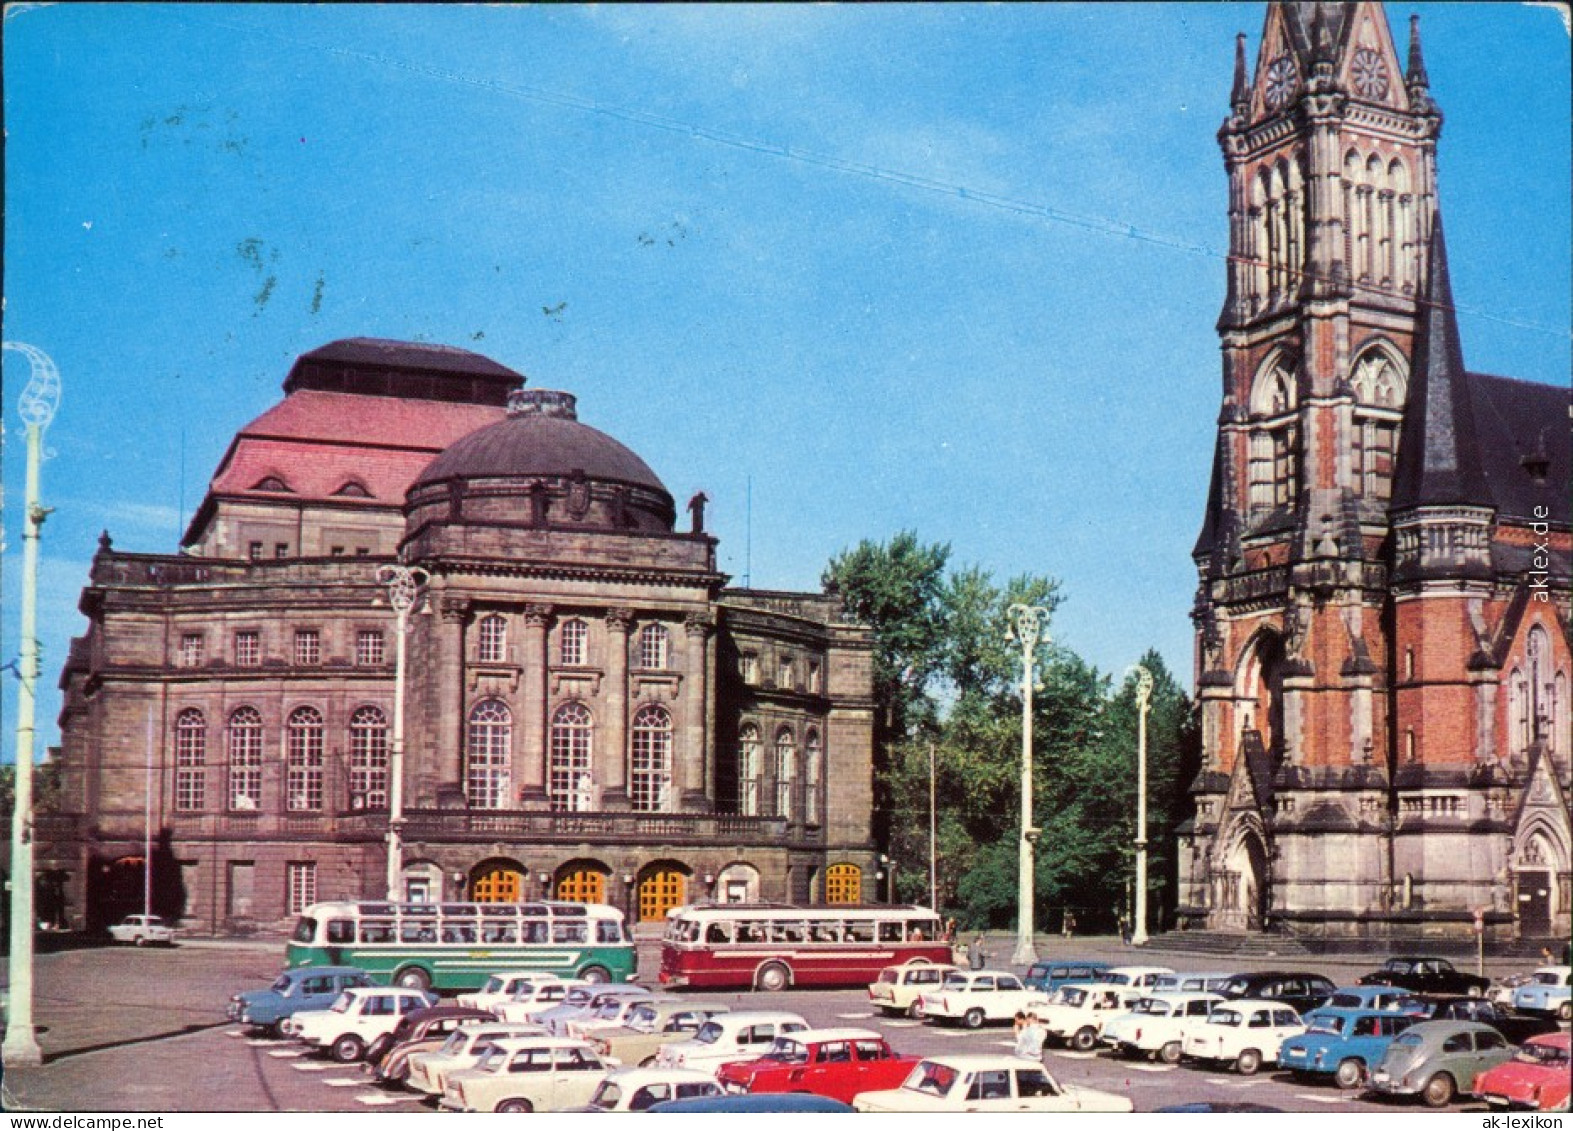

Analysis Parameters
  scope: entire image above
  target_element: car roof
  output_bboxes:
[1216,999,1299,1011]
[1403,1020,1496,1035]
[774,1027,884,1044]
[483,970,561,980]
[1032,959,1109,969]
[1141,992,1224,1004]
[646,1094,854,1113]
[284,965,367,978]
[1533,965,1571,976]
[954,969,1024,978]
[454,1021,544,1036]
[698,1011,808,1026]
[1524,1031,1571,1049]
[1104,966,1174,976]
[1303,1006,1405,1019]
[913,1054,1047,1069]
[485,1036,598,1051]
[407,1005,495,1022]
[344,985,425,997]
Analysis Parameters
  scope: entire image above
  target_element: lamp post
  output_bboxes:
[1005,603,1050,967]
[1131,665,1154,947]
[3,341,61,1068]
[376,563,427,903]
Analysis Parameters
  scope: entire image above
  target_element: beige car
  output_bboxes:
[586,1000,731,1067]
[406,1021,546,1097]
[441,1036,609,1113]
[869,961,958,1019]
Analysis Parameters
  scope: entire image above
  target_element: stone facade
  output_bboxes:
[40,339,877,931]
[1181,2,1571,942]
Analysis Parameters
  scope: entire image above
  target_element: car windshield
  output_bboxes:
[1391,1032,1424,1050]
[1096,972,1132,985]
[626,1005,659,1031]
[878,969,900,984]
[590,1081,622,1109]
[1383,960,1416,974]
[1326,994,1366,1009]
[1222,977,1253,996]
[764,1038,810,1064]
[563,989,595,1007]
[1134,998,1170,1016]
[693,1022,724,1046]
[270,974,293,992]
[1308,1016,1346,1035]
[1515,1043,1571,1066]
[903,1061,959,1097]
[592,1000,624,1020]
[439,1031,468,1056]
[1056,987,1088,1007]
[1211,1010,1243,1027]
[481,977,505,994]
[477,1047,508,1072]
[290,917,317,944]
[330,992,354,1014]
[1532,972,1562,986]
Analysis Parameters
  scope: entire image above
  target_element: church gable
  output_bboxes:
[1335,3,1411,111]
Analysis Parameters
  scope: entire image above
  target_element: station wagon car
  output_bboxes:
[1279,1008,1419,1087]
[587,1000,731,1068]
[493,978,589,1023]
[1022,960,1109,994]
[1182,999,1305,1075]
[441,1036,608,1113]
[227,966,372,1036]
[1473,1031,1571,1112]
[655,1011,809,1073]
[917,970,1048,1029]
[567,994,680,1041]
[1152,971,1233,995]
[869,961,957,1018]
[1102,992,1222,1063]
[292,986,436,1062]
[406,1021,548,1098]
[537,984,651,1036]
[1511,966,1571,1020]
[852,1055,1132,1113]
[1368,1020,1513,1107]
[574,1067,724,1111]
[367,1005,496,1084]
[1358,956,1489,998]
[456,971,560,1013]
[716,1028,918,1103]
[1037,983,1140,1051]
[1095,965,1174,992]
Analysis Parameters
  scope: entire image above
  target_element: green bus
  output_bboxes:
[286,900,637,992]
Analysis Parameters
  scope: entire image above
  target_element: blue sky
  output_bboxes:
[3,3,1569,752]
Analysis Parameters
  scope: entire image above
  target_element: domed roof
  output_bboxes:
[416,388,669,496]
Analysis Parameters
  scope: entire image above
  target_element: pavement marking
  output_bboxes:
[1304,1095,1345,1104]
[266,1049,304,1059]
[323,1078,367,1088]
[936,1029,975,1038]
[836,1012,874,1019]
[225,1030,247,1039]
[247,1038,286,1047]
[1050,1051,1096,1060]
[356,1094,418,1106]
[291,1062,335,1073]
[1127,1063,1174,1073]
[1204,1077,1233,1085]
[883,1020,921,1028]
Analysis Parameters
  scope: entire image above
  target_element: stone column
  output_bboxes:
[520,603,552,808]
[601,608,632,808]
[435,596,470,803]
[682,613,714,812]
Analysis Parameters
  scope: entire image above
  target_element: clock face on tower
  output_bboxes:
[1264,54,1299,110]
[1351,48,1390,99]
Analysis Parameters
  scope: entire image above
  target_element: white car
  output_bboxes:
[654,1011,809,1073]
[291,986,435,1062]
[441,1036,608,1113]
[869,961,958,1019]
[853,1054,1133,1113]
[407,1021,548,1097]
[1036,982,1141,1051]
[1095,965,1175,992]
[918,970,1048,1029]
[1182,999,1305,1075]
[108,914,176,946]
[456,970,560,1013]
[494,978,589,1023]
[568,995,681,1041]
[1101,992,1223,1062]
[576,1067,724,1111]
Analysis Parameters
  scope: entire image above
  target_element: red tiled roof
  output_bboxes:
[237,389,504,450]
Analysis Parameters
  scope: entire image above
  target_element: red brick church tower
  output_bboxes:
[1179,1,1571,941]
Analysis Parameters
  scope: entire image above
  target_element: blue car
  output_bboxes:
[1512,966,1571,1020]
[1023,960,1110,993]
[226,965,373,1035]
[1279,1008,1420,1088]
[1304,984,1423,1022]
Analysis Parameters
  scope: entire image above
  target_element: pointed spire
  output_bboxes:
[1230,32,1250,113]
[1391,217,1491,511]
[1310,4,1336,67]
[1406,13,1430,89]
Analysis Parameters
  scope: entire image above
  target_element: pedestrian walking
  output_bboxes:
[968,933,987,970]
[1013,1012,1047,1061]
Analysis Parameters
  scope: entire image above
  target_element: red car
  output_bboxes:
[715,1028,919,1104]
[1472,1032,1571,1112]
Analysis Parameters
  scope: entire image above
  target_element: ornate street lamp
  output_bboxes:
[376,563,427,902]
[3,341,61,1068]
[1131,665,1155,947]
[1005,603,1050,967]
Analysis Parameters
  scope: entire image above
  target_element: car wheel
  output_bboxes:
[268,1020,287,1040]
[580,965,611,984]
[1235,1048,1262,1076]
[1159,1041,1182,1065]
[1558,1001,1572,1022]
[1071,1027,1098,1053]
[962,1008,986,1031]
[639,1056,659,1068]
[386,1061,410,1085]
[134,936,148,948]
[907,1001,927,1021]
[495,1099,533,1114]
[1335,1058,1365,1089]
[331,1034,366,1063]
[395,966,431,992]
[756,963,790,993]
[1421,1072,1455,1108]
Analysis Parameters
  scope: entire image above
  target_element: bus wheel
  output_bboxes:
[756,963,790,993]
[395,966,432,992]
[580,965,611,984]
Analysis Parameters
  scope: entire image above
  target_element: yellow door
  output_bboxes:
[471,866,522,903]
[638,869,686,922]
[826,863,862,905]
[556,868,606,904]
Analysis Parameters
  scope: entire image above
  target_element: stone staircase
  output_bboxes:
[1146,930,1314,960]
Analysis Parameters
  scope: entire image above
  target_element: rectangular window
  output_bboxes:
[274,542,289,559]
[234,630,260,666]
[741,654,758,683]
[287,863,317,915]
[248,542,264,561]
[807,661,822,694]
[356,630,385,666]
[779,657,795,690]
[294,629,321,666]
[329,545,345,557]
[179,633,204,668]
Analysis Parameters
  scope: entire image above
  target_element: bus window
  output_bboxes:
[521,921,548,944]
[845,921,875,944]
[553,922,588,944]
[326,919,355,944]
[878,921,904,942]
[481,923,518,944]
[360,921,395,944]
[812,922,843,943]
[771,921,807,943]
[596,919,624,944]
[401,922,436,944]
[291,917,318,944]
[442,923,477,944]
[705,922,732,944]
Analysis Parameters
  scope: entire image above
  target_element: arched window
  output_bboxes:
[471,863,523,903]
[1510,668,1530,756]
[637,624,669,670]
[630,705,672,812]
[1349,348,1406,500]
[478,615,507,663]
[1554,671,1569,758]
[1527,626,1552,748]
[775,727,797,820]
[1248,356,1298,512]
[467,699,512,809]
[737,724,761,816]
[349,706,389,809]
[549,702,594,812]
[286,706,324,811]
[556,867,606,905]
[175,709,206,812]
[826,863,862,905]
[559,619,588,666]
[227,706,264,811]
[804,728,823,825]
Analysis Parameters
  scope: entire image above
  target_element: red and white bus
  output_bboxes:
[659,903,950,991]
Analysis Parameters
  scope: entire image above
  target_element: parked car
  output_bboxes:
[1358,956,1489,998]
[1367,1020,1513,1107]
[227,966,373,1036]
[917,970,1048,1029]
[1405,994,1561,1045]
[494,977,588,1023]
[440,1036,608,1113]
[291,986,436,1062]
[1511,966,1572,1020]
[1152,971,1233,995]
[367,1005,496,1084]
[108,914,176,946]
[1022,960,1109,994]
[1487,972,1539,1008]
[537,983,652,1036]
[587,1000,731,1068]
[1472,1031,1571,1112]
[1216,971,1338,1016]
[1278,1007,1420,1088]
[1101,992,1223,1063]
[716,1028,918,1103]
[568,994,681,1041]
[456,970,560,1013]
[655,1011,810,1073]
[1094,965,1174,992]
[1037,982,1140,1052]
[406,1021,548,1098]
[852,1054,1133,1113]
[1181,999,1305,1075]
[1307,985,1422,1019]
[868,961,957,1018]
[573,1067,724,1111]
[648,1093,854,1113]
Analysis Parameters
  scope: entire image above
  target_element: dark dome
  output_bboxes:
[416,389,668,495]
